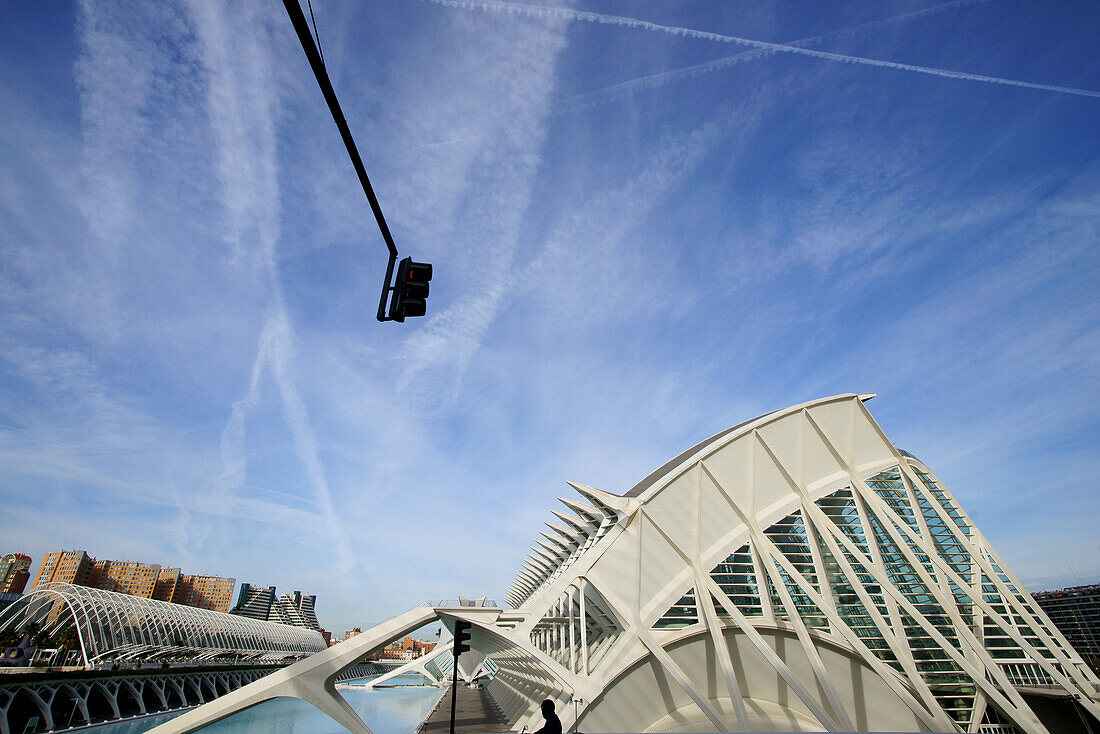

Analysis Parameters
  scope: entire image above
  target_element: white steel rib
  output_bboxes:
[147,395,1100,734]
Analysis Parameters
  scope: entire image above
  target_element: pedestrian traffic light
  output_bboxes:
[388,257,433,322]
[453,619,472,656]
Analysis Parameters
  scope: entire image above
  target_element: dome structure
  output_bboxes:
[494,393,1100,732]
[149,394,1100,734]
[0,582,326,666]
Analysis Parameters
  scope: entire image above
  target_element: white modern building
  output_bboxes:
[0,583,326,667]
[150,394,1100,734]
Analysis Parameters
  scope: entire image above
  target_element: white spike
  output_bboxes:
[552,510,590,534]
[537,536,570,559]
[569,481,636,515]
[542,528,579,551]
[545,521,582,545]
[558,497,602,525]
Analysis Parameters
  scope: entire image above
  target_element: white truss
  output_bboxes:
[359,641,454,689]
[149,394,1100,733]
[0,583,325,667]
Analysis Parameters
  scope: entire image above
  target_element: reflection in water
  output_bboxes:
[93,678,444,734]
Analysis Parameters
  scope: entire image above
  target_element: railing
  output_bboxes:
[423,599,500,608]
[997,661,1057,687]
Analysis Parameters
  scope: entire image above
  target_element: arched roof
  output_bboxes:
[507,394,877,607]
[0,582,325,666]
[623,393,876,498]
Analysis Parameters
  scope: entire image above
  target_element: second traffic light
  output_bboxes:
[388,257,433,322]
[453,619,472,656]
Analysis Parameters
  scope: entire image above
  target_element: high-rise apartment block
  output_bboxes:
[153,567,182,602]
[271,591,320,631]
[31,550,235,613]
[175,574,235,612]
[88,558,161,596]
[230,583,277,621]
[0,554,32,594]
[1033,583,1100,672]
[32,550,93,588]
[231,584,321,630]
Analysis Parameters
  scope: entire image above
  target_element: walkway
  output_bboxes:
[418,685,509,733]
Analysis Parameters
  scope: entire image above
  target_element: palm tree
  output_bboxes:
[0,627,19,648]
[56,627,81,666]
[21,621,41,646]
[57,627,79,652]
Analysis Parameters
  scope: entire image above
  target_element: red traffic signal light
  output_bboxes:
[453,619,472,656]
[388,257,433,322]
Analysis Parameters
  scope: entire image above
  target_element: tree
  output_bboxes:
[0,627,19,648]
[21,621,41,646]
[56,627,79,652]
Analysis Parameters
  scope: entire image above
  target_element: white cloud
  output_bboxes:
[1,0,1097,632]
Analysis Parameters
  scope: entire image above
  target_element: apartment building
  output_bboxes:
[0,553,32,594]
[31,550,235,613]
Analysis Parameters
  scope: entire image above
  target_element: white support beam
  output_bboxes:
[147,606,438,734]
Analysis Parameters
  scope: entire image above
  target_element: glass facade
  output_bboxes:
[650,460,1091,730]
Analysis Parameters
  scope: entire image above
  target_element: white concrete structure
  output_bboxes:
[149,395,1100,733]
[0,667,270,734]
[355,640,454,689]
[0,583,325,667]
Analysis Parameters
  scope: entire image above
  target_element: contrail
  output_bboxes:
[555,0,999,111]
[425,0,1100,99]
[406,133,482,151]
[187,0,359,574]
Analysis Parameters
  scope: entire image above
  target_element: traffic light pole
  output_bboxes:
[449,620,472,734]
[281,0,401,322]
[377,256,398,323]
[449,647,460,734]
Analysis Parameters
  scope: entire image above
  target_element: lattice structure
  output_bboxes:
[148,395,1100,734]
[0,582,325,666]
[491,394,1100,733]
[0,667,270,733]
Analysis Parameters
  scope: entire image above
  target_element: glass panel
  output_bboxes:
[654,588,698,628]
[710,543,762,618]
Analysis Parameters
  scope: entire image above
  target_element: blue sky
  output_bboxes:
[1,0,1098,634]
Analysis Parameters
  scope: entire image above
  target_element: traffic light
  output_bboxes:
[388,257,433,322]
[453,619,472,656]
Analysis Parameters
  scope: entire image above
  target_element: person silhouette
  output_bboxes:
[533,698,562,734]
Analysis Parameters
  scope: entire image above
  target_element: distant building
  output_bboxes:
[230,583,277,621]
[344,627,361,641]
[230,583,325,631]
[0,592,21,614]
[270,591,320,631]
[31,550,93,589]
[368,636,436,661]
[0,554,31,594]
[30,550,235,613]
[88,558,161,596]
[1033,583,1100,672]
[401,636,436,659]
[34,550,164,596]
[152,567,182,602]
[231,585,320,630]
[175,574,236,613]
